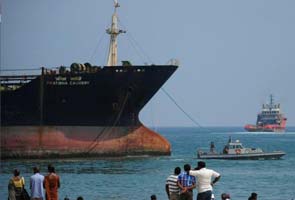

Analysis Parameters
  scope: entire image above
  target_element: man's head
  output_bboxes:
[13,169,20,176]
[250,193,257,200]
[151,194,157,200]
[184,164,191,172]
[174,167,181,175]
[221,193,230,200]
[33,166,40,174]
[48,164,55,173]
[197,161,206,169]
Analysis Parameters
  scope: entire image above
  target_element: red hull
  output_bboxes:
[244,95,287,133]
[244,123,286,132]
[1,125,171,159]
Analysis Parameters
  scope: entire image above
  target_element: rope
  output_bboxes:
[161,87,212,133]
[89,31,107,63]
[86,89,131,153]
[118,19,154,64]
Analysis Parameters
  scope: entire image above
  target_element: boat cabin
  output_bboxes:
[222,138,244,154]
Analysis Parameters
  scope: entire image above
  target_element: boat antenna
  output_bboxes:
[228,136,232,143]
[269,94,274,109]
[106,0,126,66]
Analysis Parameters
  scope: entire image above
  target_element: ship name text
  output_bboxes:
[46,76,90,86]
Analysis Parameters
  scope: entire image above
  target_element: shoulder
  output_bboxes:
[210,169,220,176]
[189,170,200,176]
[167,175,177,182]
[169,175,178,180]
[9,177,14,183]
[36,173,44,179]
[177,173,184,179]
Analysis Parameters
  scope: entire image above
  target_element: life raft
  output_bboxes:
[235,149,241,154]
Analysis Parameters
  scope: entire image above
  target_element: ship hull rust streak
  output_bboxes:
[1,125,170,159]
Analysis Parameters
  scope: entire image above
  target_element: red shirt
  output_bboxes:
[44,173,60,200]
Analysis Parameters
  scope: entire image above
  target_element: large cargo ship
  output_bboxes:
[0,1,178,159]
[244,95,287,132]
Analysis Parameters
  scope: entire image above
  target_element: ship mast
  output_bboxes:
[106,0,126,66]
[269,94,274,108]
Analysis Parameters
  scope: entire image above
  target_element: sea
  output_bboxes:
[1,127,295,200]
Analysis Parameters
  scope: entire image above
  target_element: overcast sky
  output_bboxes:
[1,0,294,127]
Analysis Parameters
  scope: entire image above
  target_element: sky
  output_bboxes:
[1,0,295,127]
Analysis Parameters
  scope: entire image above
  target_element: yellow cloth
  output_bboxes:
[13,177,25,188]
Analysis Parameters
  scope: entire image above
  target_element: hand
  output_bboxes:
[180,187,188,194]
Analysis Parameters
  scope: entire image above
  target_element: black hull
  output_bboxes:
[1,65,177,126]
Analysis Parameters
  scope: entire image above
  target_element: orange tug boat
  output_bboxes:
[244,95,287,132]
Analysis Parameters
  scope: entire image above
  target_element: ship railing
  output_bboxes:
[0,64,103,77]
[42,64,102,75]
[167,58,180,66]
[0,75,39,91]
[0,67,42,91]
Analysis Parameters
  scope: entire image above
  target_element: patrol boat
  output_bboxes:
[197,137,285,160]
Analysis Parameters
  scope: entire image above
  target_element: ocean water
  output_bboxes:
[1,127,295,200]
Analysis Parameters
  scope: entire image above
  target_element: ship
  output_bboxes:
[197,137,286,160]
[0,1,178,159]
[244,95,287,132]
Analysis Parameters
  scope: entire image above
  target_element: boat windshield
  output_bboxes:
[229,145,243,149]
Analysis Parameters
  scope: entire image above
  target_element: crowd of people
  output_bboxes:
[165,161,258,200]
[8,164,67,200]
[8,161,257,200]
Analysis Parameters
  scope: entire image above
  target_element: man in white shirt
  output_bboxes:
[30,166,45,200]
[189,161,221,200]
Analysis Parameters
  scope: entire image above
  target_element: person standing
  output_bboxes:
[8,169,25,200]
[189,161,221,200]
[166,167,181,200]
[177,164,196,200]
[44,164,60,200]
[30,166,45,200]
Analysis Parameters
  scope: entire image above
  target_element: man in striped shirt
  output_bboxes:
[166,167,181,200]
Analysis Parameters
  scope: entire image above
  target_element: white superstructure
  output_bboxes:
[106,0,126,66]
